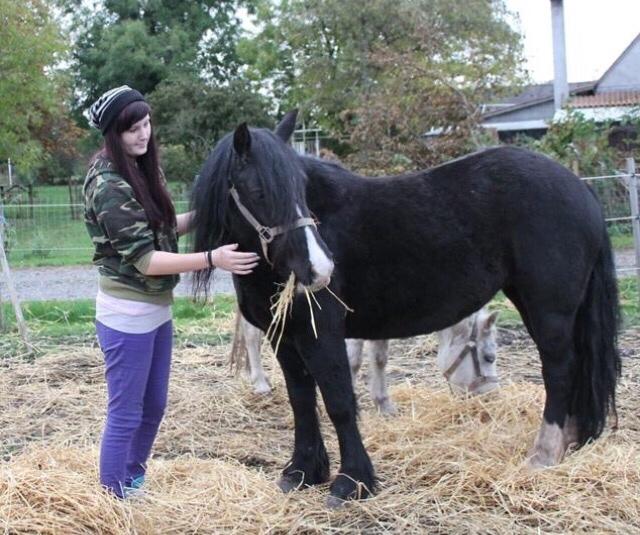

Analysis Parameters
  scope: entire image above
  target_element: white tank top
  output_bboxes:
[96,290,172,334]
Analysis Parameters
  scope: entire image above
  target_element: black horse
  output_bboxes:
[191,111,620,506]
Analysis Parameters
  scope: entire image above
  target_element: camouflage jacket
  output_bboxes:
[83,156,179,304]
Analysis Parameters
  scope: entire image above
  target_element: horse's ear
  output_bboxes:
[485,311,499,329]
[274,109,298,142]
[233,122,251,157]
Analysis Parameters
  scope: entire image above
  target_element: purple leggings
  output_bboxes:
[96,320,173,498]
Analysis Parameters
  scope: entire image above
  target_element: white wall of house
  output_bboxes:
[598,37,640,91]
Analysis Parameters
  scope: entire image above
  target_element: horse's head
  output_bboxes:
[191,110,334,292]
[437,309,500,395]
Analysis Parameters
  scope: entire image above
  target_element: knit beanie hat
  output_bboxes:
[88,85,146,135]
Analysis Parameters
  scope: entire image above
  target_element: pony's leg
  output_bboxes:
[345,338,364,387]
[527,312,580,468]
[505,287,579,468]
[240,315,271,394]
[275,341,329,491]
[296,335,375,505]
[366,340,396,415]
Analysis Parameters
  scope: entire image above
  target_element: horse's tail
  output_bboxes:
[571,226,621,446]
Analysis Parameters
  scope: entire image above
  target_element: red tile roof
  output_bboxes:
[570,91,640,108]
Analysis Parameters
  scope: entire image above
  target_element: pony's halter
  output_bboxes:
[229,186,317,265]
[442,320,499,394]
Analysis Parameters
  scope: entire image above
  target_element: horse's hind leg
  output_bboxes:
[529,313,579,467]
[365,340,396,415]
[505,287,579,467]
[274,341,329,491]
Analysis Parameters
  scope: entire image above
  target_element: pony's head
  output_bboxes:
[437,308,500,395]
[191,110,334,293]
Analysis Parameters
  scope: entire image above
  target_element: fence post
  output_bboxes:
[626,158,640,295]
[0,201,30,345]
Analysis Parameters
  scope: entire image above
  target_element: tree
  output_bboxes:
[242,0,527,172]
[148,74,273,181]
[0,0,69,173]
[58,0,258,111]
[55,0,272,178]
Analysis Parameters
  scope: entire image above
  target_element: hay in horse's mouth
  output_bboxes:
[265,273,297,356]
[265,273,354,355]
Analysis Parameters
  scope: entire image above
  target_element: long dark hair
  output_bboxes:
[95,100,176,231]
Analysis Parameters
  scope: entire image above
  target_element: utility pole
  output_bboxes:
[550,0,569,111]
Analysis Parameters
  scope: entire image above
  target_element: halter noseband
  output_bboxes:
[442,320,499,394]
[229,186,316,265]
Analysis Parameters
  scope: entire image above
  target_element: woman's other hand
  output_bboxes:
[211,244,259,275]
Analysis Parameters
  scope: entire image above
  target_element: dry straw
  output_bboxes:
[265,273,354,354]
[1,326,639,533]
[265,272,297,355]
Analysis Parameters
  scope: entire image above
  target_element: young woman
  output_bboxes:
[83,85,259,498]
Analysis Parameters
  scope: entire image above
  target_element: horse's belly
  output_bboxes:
[340,260,503,339]
[345,316,441,340]
[344,304,478,340]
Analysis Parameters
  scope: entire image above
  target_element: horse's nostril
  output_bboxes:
[484,354,496,364]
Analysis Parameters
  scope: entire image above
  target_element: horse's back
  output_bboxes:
[308,146,607,339]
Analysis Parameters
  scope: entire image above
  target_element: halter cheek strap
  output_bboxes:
[229,186,316,265]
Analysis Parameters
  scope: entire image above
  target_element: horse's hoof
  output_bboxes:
[526,445,563,469]
[252,383,272,395]
[375,399,397,416]
[325,495,347,509]
[251,376,272,394]
[526,452,556,470]
[277,474,303,493]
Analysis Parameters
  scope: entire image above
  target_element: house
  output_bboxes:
[481,32,640,141]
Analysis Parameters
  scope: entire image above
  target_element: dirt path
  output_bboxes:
[3,249,637,302]
[7,266,234,302]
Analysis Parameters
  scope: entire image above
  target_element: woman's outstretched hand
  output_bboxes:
[211,244,259,275]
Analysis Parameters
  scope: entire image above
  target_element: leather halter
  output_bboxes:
[229,186,316,265]
[442,320,499,393]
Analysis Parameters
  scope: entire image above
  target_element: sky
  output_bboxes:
[505,0,640,83]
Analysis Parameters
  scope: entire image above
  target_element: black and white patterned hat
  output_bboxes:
[88,85,146,134]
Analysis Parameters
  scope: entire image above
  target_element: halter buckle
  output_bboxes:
[258,226,274,243]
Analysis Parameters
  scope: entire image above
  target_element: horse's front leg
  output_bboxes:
[365,340,396,415]
[345,338,364,387]
[240,314,271,394]
[295,333,376,506]
[275,340,330,491]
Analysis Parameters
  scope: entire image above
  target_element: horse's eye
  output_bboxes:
[249,188,265,200]
[484,353,496,364]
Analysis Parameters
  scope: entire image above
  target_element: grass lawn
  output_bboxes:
[3,184,189,268]
[0,295,237,351]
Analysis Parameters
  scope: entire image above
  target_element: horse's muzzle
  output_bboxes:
[297,275,331,293]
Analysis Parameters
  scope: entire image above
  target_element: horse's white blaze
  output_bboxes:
[295,205,334,283]
[304,225,334,279]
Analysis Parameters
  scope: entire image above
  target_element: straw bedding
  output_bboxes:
[1,325,639,533]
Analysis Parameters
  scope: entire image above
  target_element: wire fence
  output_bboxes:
[1,199,190,266]
[0,160,638,274]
